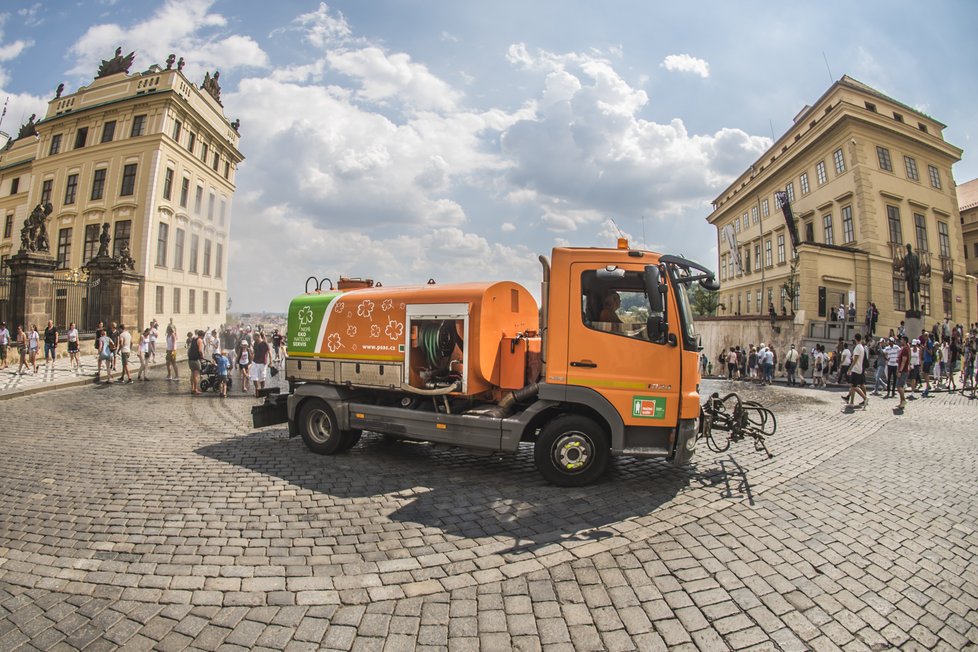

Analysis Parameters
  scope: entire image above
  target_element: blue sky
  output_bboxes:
[2,0,976,313]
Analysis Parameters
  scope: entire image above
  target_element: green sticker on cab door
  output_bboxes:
[632,396,666,419]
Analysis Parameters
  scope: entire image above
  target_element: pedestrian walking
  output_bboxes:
[28,324,40,373]
[16,325,30,374]
[250,332,271,398]
[165,325,179,381]
[214,349,231,398]
[137,328,151,381]
[95,328,115,383]
[149,321,158,363]
[43,319,58,364]
[0,321,10,370]
[117,324,133,383]
[188,330,204,395]
[237,337,252,392]
[842,333,868,408]
[798,346,809,386]
[896,335,911,409]
[66,322,80,370]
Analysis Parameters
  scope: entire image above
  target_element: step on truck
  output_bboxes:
[252,240,719,486]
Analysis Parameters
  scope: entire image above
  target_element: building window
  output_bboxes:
[83,223,100,261]
[727,254,733,279]
[163,168,174,200]
[734,218,740,233]
[974,243,978,258]
[224,161,230,179]
[841,205,854,244]
[816,161,827,184]
[877,146,892,171]
[719,255,725,281]
[746,290,752,313]
[49,134,62,155]
[120,163,137,196]
[41,179,53,204]
[904,156,919,181]
[913,213,928,252]
[187,132,196,154]
[804,222,814,243]
[215,243,223,279]
[921,282,930,316]
[3,214,12,239]
[173,288,181,314]
[938,221,951,258]
[800,172,810,195]
[886,205,902,244]
[112,220,132,258]
[764,239,773,267]
[754,244,761,271]
[793,286,801,312]
[10,177,18,195]
[194,185,203,214]
[761,198,770,217]
[56,228,72,269]
[203,239,212,276]
[174,228,185,270]
[74,127,88,149]
[893,112,904,123]
[64,174,78,205]
[833,148,845,174]
[189,234,199,273]
[201,142,208,163]
[131,114,146,137]
[750,206,758,224]
[928,164,941,189]
[180,178,189,208]
[203,291,209,315]
[89,168,106,200]
[172,120,182,141]
[156,223,169,267]
[208,193,215,221]
[215,292,221,313]
[785,182,795,203]
[777,234,785,264]
[212,152,220,171]
[189,289,196,314]
[822,214,834,245]
[744,249,751,274]
[101,121,116,143]
[755,290,761,314]
[943,287,952,317]
[156,286,165,314]
[893,278,906,312]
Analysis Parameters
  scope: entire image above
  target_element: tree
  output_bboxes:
[781,252,800,315]
[689,283,720,317]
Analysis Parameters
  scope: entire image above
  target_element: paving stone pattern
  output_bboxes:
[0,377,977,650]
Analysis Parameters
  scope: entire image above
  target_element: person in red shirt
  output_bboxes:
[896,335,911,410]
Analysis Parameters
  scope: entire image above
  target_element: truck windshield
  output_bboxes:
[672,277,697,344]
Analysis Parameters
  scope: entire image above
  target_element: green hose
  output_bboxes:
[419,323,442,368]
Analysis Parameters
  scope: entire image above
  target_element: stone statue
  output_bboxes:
[55,83,64,99]
[96,47,136,79]
[231,118,240,132]
[903,243,921,313]
[117,240,136,271]
[17,201,54,253]
[95,222,111,259]
[166,54,175,70]
[202,70,222,105]
[17,114,38,139]
[177,57,185,72]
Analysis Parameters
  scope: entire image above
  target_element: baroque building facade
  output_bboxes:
[958,178,978,279]
[706,75,977,336]
[0,49,243,330]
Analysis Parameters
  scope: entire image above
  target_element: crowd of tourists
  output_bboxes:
[708,319,978,410]
[0,318,285,400]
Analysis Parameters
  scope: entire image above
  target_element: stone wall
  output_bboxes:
[695,314,807,368]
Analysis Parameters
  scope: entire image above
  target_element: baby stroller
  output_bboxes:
[199,357,233,393]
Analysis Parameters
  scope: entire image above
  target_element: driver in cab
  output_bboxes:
[599,291,624,332]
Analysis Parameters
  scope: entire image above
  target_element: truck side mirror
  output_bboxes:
[644,265,669,343]
[700,276,720,292]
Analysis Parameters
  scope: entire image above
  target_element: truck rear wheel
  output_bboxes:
[535,415,609,486]
[299,399,345,455]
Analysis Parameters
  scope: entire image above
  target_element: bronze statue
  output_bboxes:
[17,201,53,253]
[17,114,38,139]
[55,83,64,99]
[166,54,175,70]
[96,47,136,78]
[95,222,111,259]
[177,57,185,71]
[903,243,921,313]
[231,118,240,132]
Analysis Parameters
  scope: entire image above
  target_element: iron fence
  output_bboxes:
[0,272,9,326]
[51,275,101,337]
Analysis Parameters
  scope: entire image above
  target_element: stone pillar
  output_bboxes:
[6,252,57,330]
[85,256,143,328]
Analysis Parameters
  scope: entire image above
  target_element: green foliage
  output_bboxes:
[688,283,719,317]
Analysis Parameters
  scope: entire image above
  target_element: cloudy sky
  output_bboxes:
[2,1,976,313]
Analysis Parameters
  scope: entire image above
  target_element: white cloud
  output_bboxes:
[661,54,710,79]
[290,2,353,49]
[501,222,516,232]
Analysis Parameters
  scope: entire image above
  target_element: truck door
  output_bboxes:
[567,263,683,444]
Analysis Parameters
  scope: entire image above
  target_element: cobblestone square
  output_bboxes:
[1,373,977,650]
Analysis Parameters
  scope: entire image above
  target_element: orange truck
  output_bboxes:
[252,241,719,486]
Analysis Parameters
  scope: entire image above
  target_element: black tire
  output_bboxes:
[534,415,609,486]
[339,429,363,451]
[199,378,211,392]
[298,399,344,455]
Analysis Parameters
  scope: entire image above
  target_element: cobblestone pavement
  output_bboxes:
[1,376,977,651]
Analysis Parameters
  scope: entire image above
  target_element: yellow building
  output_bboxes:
[0,50,243,330]
[959,178,978,281]
[706,75,977,337]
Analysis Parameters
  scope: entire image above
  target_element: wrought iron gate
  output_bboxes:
[51,274,101,336]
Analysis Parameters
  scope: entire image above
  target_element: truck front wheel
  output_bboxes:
[535,415,609,486]
[299,399,345,455]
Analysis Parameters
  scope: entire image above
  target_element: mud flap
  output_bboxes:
[669,418,698,466]
[251,390,289,429]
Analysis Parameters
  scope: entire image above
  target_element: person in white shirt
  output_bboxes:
[117,324,133,383]
[843,332,868,408]
[165,325,179,381]
[66,322,80,371]
[784,344,800,386]
[0,321,10,369]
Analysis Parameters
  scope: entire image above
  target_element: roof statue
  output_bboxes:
[17,114,38,140]
[96,47,135,79]
[55,83,64,99]
[231,118,240,133]
[166,54,175,70]
[202,70,223,105]
[177,57,185,71]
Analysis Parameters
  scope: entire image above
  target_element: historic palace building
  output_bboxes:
[0,49,243,330]
[707,75,977,336]
[959,178,978,279]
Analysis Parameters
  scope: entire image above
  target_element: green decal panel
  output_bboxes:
[632,395,667,419]
[287,293,339,354]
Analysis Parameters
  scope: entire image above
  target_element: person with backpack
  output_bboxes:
[187,329,204,395]
[95,327,115,383]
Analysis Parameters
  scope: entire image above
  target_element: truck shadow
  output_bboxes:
[195,428,695,554]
